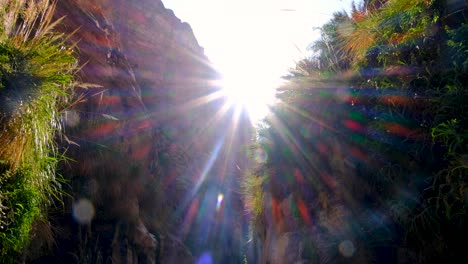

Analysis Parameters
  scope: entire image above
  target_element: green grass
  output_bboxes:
[0,0,78,259]
[241,170,265,222]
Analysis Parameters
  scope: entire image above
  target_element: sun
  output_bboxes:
[220,73,276,123]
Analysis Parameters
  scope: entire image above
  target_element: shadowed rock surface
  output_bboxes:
[25,0,252,263]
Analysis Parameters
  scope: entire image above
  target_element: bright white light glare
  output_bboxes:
[209,1,314,123]
[216,193,224,211]
[221,73,277,123]
[164,0,358,123]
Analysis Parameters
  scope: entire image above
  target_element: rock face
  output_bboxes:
[33,0,252,263]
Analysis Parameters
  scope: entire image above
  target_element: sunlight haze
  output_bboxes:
[163,0,358,122]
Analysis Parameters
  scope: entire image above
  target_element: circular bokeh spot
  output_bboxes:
[73,198,95,224]
[338,240,355,258]
[63,110,80,127]
[254,148,267,163]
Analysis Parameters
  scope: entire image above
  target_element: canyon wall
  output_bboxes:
[30,0,252,262]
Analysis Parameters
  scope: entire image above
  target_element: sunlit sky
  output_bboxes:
[162,0,358,122]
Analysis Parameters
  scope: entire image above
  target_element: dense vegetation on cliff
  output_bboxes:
[244,0,467,262]
[0,0,78,260]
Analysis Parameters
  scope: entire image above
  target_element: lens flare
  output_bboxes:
[72,198,95,224]
[196,252,213,264]
[254,148,268,163]
[338,240,356,258]
[62,110,80,127]
[216,193,224,211]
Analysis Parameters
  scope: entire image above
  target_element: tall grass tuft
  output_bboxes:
[0,0,78,259]
[344,0,436,67]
